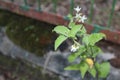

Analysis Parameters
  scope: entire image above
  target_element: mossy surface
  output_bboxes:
[0,9,60,80]
[0,9,56,56]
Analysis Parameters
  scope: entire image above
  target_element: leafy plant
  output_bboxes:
[52,6,110,79]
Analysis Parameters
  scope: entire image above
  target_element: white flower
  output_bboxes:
[74,6,81,13]
[70,44,79,52]
[79,15,87,23]
[75,13,81,18]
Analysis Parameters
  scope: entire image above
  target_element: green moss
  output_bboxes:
[0,9,56,56]
[0,10,60,79]
[0,10,10,26]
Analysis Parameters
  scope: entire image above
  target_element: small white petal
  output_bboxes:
[80,15,87,23]
[74,6,81,13]
[75,13,81,18]
[70,44,79,52]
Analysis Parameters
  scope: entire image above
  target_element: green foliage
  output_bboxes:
[67,14,73,21]
[97,62,110,78]
[91,46,102,58]
[88,67,97,78]
[65,61,89,78]
[65,64,81,70]
[82,33,106,46]
[68,22,75,28]
[54,35,68,50]
[53,26,70,36]
[52,7,110,79]
[68,46,86,62]
[68,25,82,38]
[53,25,82,49]
[79,61,89,78]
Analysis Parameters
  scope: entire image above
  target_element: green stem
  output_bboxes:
[52,0,57,13]
[85,45,90,57]
[89,0,95,23]
[73,39,80,46]
[107,0,117,28]
[89,46,100,80]
[90,46,94,56]
[95,65,99,80]
[24,0,28,6]
[70,0,74,15]
[37,0,41,11]
[11,0,14,2]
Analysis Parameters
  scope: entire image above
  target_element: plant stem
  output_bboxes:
[96,66,99,80]
[107,0,117,28]
[70,0,74,15]
[90,46,94,56]
[90,46,100,80]
[89,0,95,23]
[85,45,90,57]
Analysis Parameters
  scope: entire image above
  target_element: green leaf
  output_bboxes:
[83,33,106,46]
[91,46,102,58]
[68,22,75,28]
[54,35,67,50]
[64,64,80,70]
[67,14,73,20]
[98,62,110,78]
[68,46,86,62]
[88,67,96,78]
[80,62,89,78]
[95,62,101,69]
[68,53,79,62]
[53,26,70,36]
[68,25,82,38]
[81,27,87,34]
[77,26,87,36]
[65,61,89,79]
[82,34,89,45]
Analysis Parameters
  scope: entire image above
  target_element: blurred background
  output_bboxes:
[0,0,120,80]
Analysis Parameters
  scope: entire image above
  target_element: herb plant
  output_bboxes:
[53,6,110,79]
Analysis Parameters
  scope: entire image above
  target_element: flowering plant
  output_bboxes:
[53,6,110,79]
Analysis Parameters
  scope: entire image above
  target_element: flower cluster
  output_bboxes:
[70,6,87,53]
[70,44,79,52]
[74,6,87,23]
